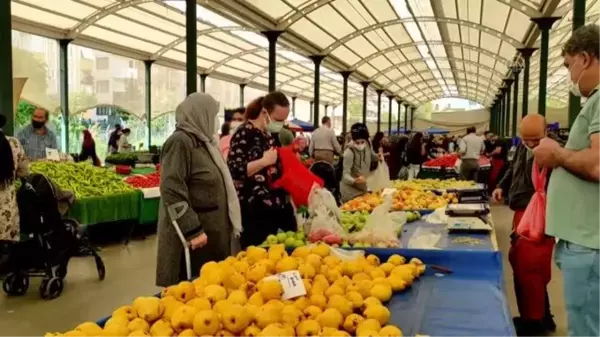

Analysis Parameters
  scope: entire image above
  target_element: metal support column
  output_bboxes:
[511,67,521,137]
[309,101,314,123]
[291,96,297,118]
[310,55,325,127]
[504,79,514,138]
[59,39,72,152]
[144,60,153,148]
[569,0,586,127]
[410,106,416,130]
[531,17,560,116]
[517,48,537,118]
[0,0,12,136]
[396,99,402,134]
[498,93,505,137]
[375,89,384,132]
[324,104,328,116]
[360,81,370,124]
[404,103,409,133]
[387,95,393,135]
[185,0,197,96]
[239,83,246,106]
[262,31,283,92]
[340,71,352,134]
[200,74,207,93]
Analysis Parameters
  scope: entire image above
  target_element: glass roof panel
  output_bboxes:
[289,18,335,48]
[20,0,96,19]
[244,0,291,20]
[12,2,78,29]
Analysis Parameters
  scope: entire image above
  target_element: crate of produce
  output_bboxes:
[105,153,138,167]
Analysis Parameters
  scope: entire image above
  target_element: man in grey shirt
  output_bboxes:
[458,126,485,181]
[309,116,341,164]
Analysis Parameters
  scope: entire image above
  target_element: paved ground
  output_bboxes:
[0,204,567,335]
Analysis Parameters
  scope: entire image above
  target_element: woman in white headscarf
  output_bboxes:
[156,93,242,287]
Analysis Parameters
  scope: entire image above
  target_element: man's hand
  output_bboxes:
[532,137,561,168]
[355,176,366,184]
[492,188,503,202]
[190,233,208,250]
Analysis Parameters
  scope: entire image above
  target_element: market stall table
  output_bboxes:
[400,219,498,251]
[95,248,514,336]
[68,191,142,226]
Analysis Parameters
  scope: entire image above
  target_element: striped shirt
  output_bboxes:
[16,125,58,161]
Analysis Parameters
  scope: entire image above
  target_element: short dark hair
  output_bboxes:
[115,124,122,130]
[35,107,50,121]
[466,126,476,134]
[321,116,331,124]
[263,91,289,112]
[484,131,491,136]
[245,96,264,120]
[562,24,600,59]
[122,128,131,134]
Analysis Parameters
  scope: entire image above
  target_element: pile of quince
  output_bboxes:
[393,179,475,191]
[48,244,425,337]
[340,192,382,212]
[392,189,457,211]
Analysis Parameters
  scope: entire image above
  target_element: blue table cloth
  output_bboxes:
[364,248,515,336]
[400,219,494,251]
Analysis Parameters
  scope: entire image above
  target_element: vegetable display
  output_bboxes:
[29,162,134,198]
[105,153,138,166]
[124,172,161,189]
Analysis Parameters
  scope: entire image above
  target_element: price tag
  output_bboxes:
[45,148,60,161]
[264,270,306,300]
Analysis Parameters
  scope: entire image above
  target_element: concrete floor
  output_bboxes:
[0,205,567,336]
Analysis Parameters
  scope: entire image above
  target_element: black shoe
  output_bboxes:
[543,315,556,332]
[513,317,547,336]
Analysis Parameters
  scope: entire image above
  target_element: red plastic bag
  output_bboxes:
[516,161,548,241]
[272,146,323,207]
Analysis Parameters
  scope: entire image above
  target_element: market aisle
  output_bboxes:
[0,239,160,335]
[491,204,567,336]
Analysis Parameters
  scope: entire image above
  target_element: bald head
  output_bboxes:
[519,114,546,148]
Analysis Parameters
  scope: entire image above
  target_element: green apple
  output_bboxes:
[277,232,288,243]
[295,231,305,241]
[353,242,364,248]
[295,239,305,247]
[259,241,270,248]
[284,237,297,247]
[363,242,372,248]
[266,235,278,245]
[285,231,296,238]
[341,241,351,248]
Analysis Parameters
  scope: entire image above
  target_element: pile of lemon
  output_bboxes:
[47,243,426,337]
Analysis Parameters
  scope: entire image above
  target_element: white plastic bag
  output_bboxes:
[453,158,462,174]
[307,186,345,243]
[407,226,441,249]
[367,161,392,191]
[347,194,401,247]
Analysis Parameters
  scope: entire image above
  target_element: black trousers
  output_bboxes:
[240,202,297,249]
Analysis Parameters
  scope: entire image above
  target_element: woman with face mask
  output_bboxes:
[340,123,379,202]
[219,108,245,160]
[227,96,297,248]
[156,93,242,286]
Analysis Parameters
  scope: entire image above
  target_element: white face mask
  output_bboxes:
[568,57,585,97]
[230,121,242,132]
[354,143,366,151]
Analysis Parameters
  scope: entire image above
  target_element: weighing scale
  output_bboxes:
[445,203,492,233]
[442,183,488,203]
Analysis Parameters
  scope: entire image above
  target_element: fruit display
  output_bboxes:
[30,162,135,198]
[423,153,459,167]
[124,172,161,189]
[340,211,420,234]
[393,178,475,191]
[341,189,457,212]
[49,244,426,337]
[260,230,307,248]
[423,154,490,168]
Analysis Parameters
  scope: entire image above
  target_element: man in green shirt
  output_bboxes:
[533,24,600,337]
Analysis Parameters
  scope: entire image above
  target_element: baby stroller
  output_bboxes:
[310,161,342,206]
[2,174,105,299]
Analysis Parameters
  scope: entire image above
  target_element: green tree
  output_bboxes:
[347,98,363,119]
[15,100,37,129]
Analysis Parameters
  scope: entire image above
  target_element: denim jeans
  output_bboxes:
[555,240,600,337]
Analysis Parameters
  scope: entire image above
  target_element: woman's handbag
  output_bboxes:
[271,145,324,207]
[516,161,548,241]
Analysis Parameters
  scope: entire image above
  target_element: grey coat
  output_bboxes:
[156,130,232,287]
[340,145,378,202]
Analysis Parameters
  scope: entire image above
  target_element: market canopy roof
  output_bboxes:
[9,0,598,108]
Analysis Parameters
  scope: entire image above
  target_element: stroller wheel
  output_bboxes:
[95,255,106,281]
[2,273,29,296]
[40,277,63,300]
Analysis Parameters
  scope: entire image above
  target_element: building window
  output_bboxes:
[96,80,109,94]
[96,57,109,70]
